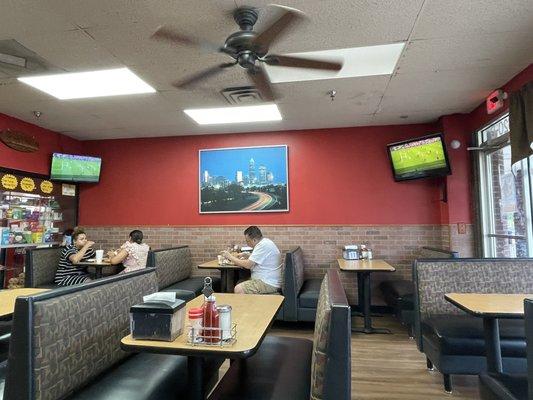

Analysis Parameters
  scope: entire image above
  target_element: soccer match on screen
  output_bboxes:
[390,137,447,175]
[51,154,102,182]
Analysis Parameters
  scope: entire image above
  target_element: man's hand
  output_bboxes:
[85,241,95,248]
[221,250,232,260]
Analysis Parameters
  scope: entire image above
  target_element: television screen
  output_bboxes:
[50,153,102,183]
[387,134,451,181]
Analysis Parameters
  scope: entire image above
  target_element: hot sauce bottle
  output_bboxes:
[202,295,220,343]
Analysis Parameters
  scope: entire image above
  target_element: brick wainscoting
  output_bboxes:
[85,225,475,305]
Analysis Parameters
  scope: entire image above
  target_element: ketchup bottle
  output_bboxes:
[202,295,220,343]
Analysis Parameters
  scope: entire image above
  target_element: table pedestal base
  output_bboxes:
[353,271,392,335]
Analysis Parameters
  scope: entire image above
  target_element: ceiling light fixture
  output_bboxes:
[17,68,156,100]
[184,104,282,125]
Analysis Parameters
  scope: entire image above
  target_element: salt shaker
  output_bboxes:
[217,305,232,340]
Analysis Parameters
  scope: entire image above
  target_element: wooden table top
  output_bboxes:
[198,259,243,270]
[0,288,50,318]
[337,259,396,272]
[122,293,283,357]
[445,293,533,319]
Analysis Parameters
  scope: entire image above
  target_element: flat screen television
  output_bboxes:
[387,133,451,181]
[50,153,102,183]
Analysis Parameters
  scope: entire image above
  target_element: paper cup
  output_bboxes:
[95,249,104,263]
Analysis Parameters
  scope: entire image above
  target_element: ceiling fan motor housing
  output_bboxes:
[225,7,268,58]
[233,7,258,31]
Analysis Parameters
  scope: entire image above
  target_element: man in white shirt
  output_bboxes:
[222,226,282,294]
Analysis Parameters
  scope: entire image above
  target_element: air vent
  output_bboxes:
[221,86,265,105]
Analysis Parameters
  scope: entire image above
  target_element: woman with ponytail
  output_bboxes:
[107,230,149,273]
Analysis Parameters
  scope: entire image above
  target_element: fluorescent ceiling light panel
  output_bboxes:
[264,42,405,83]
[184,104,282,125]
[18,67,155,99]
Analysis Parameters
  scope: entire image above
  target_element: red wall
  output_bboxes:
[0,113,83,175]
[79,124,446,226]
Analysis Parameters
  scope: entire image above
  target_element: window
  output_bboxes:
[477,114,533,257]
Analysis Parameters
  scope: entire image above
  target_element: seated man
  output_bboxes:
[222,226,282,294]
[54,228,95,286]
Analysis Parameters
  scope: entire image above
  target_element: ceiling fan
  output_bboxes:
[151,4,343,101]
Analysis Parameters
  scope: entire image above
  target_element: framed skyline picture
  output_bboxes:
[199,145,289,214]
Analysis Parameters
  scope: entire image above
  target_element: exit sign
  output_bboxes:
[486,89,505,115]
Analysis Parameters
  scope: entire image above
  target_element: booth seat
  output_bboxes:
[379,246,459,337]
[478,297,533,400]
[146,246,220,302]
[277,247,322,322]
[208,269,351,400]
[24,246,62,289]
[3,268,222,400]
[414,258,533,392]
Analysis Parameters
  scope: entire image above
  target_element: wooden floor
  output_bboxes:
[267,315,481,400]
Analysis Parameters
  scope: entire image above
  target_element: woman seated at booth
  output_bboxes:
[55,228,95,286]
[107,230,150,273]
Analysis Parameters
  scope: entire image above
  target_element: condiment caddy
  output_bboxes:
[342,244,374,260]
[186,277,237,346]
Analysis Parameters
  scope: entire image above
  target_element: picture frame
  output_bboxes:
[199,145,289,214]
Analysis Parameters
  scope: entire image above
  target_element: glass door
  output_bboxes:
[477,114,533,257]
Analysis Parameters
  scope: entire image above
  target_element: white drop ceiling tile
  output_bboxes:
[275,75,389,104]
[1,100,110,132]
[0,1,76,39]
[414,0,533,39]
[387,65,524,96]
[280,100,377,124]
[397,31,533,74]
[236,0,423,52]
[158,90,233,109]
[68,95,184,128]
[128,56,243,91]
[379,91,482,114]
[41,0,152,28]
[371,111,442,126]
[15,30,121,71]
[87,19,233,65]
[137,0,236,28]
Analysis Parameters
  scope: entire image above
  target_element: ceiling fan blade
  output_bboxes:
[253,5,305,50]
[151,26,233,56]
[247,66,276,101]
[172,62,236,89]
[264,55,342,71]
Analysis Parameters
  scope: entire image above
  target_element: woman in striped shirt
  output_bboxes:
[54,229,95,286]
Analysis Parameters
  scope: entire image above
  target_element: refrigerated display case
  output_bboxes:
[0,169,78,288]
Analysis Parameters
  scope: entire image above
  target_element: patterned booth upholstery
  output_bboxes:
[479,298,532,400]
[278,247,322,321]
[3,268,222,400]
[208,269,351,400]
[146,246,220,302]
[414,258,533,392]
[379,246,459,337]
[25,246,62,288]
